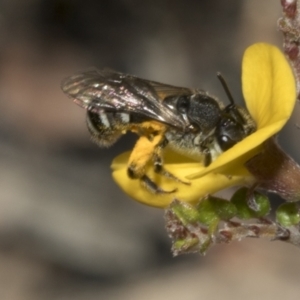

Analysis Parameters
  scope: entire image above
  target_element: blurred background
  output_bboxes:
[1,0,300,299]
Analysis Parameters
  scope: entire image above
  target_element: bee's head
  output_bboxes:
[214,73,256,151]
[215,105,252,151]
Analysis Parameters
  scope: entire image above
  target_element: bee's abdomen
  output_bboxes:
[86,110,131,147]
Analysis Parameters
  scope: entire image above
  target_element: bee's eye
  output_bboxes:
[177,96,190,113]
[218,135,236,151]
[216,117,245,151]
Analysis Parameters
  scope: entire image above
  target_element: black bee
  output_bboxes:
[61,69,256,193]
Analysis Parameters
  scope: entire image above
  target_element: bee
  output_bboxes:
[61,69,256,194]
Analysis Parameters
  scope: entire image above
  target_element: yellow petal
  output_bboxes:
[242,43,296,129]
[111,150,254,208]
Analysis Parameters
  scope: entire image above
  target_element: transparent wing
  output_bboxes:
[146,79,198,100]
[61,69,194,128]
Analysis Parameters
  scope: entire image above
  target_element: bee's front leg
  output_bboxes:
[202,148,212,167]
[127,135,176,194]
[199,137,213,167]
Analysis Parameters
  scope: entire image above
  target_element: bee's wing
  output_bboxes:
[62,69,191,128]
[146,80,198,100]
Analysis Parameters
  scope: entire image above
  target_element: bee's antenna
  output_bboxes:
[216,72,235,105]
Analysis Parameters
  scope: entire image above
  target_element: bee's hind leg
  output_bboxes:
[127,135,176,194]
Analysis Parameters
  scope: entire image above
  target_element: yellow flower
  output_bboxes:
[111,43,296,208]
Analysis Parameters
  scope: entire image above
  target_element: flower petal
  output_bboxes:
[242,43,296,128]
[111,150,253,208]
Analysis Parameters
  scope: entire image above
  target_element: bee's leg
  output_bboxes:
[203,148,212,167]
[152,139,190,185]
[199,136,213,167]
[140,175,175,194]
[127,135,176,194]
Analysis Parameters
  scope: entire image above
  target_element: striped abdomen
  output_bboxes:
[86,109,134,147]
